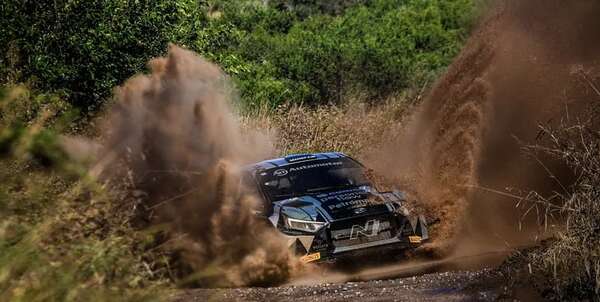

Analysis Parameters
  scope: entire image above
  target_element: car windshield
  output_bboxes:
[258,158,370,201]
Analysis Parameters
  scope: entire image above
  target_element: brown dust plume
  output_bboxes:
[368,0,600,256]
[95,45,300,287]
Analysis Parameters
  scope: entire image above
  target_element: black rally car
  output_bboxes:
[243,153,428,263]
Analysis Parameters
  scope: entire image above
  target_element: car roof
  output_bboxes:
[247,152,351,171]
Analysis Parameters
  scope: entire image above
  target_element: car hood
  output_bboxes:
[275,187,393,221]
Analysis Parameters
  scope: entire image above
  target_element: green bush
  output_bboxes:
[1,0,474,112]
[196,0,475,109]
[0,0,201,112]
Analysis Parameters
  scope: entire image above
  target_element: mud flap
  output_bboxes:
[290,238,308,256]
[415,215,429,240]
[287,235,317,256]
[407,215,429,242]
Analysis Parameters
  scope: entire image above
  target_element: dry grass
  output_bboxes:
[0,87,164,301]
[240,96,417,158]
[520,111,600,300]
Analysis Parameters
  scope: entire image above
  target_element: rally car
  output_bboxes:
[243,152,428,263]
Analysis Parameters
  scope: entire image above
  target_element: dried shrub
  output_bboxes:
[241,96,416,157]
[522,103,600,300]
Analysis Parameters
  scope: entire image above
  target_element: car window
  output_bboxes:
[260,158,370,201]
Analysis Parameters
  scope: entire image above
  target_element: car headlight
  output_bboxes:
[285,217,325,233]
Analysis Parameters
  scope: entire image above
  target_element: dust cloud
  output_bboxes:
[368,0,600,257]
[94,45,301,287]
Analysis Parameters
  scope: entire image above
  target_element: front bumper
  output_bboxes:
[286,214,429,264]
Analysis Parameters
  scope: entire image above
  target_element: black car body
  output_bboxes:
[243,152,428,263]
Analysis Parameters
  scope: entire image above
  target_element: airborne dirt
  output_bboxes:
[96,46,307,287]
[368,0,600,257]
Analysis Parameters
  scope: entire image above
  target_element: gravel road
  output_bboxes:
[174,269,514,302]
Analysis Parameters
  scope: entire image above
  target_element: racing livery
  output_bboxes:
[243,152,428,263]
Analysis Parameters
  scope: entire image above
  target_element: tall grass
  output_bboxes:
[521,106,600,300]
[241,94,418,157]
[0,87,165,301]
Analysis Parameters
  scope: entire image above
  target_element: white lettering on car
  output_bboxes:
[288,161,343,172]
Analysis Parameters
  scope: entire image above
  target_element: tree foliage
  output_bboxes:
[0,0,474,111]
[1,0,185,111]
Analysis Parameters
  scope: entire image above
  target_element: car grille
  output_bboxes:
[329,216,396,248]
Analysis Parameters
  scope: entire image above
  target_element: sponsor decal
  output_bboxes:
[316,188,363,198]
[327,198,381,210]
[311,243,328,251]
[273,168,288,177]
[288,161,343,172]
[322,192,364,203]
[408,236,422,244]
[349,220,380,239]
[300,252,321,263]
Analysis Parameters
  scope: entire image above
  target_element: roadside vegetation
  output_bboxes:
[241,96,416,156]
[1,0,474,112]
[0,87,166,300]
[515,103,600,300]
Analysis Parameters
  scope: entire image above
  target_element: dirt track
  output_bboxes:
[174,269,513,302]
[172,248,545,301]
